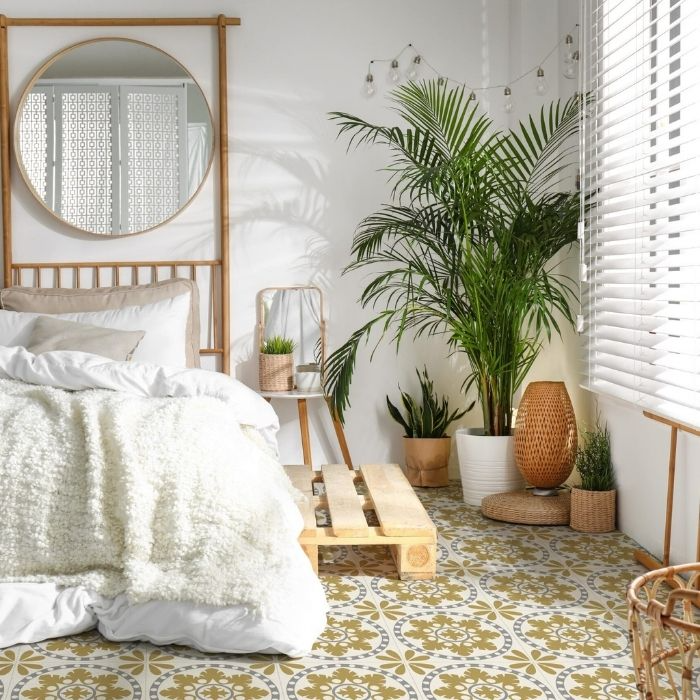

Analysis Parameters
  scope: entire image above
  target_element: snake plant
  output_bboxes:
[387,367,471,438]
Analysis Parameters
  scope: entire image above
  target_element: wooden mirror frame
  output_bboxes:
[0,15,238,373]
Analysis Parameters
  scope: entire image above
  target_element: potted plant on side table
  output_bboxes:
[387,367,470,487]
[570,422,616,533]
[259,336,296,392]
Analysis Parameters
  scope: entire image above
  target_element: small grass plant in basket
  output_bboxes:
[570,422,616,533]
[259,335,296,392]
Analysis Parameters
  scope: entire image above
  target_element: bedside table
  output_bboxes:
[260,390,353,468]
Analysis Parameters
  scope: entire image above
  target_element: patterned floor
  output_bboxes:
[0,483,685,700]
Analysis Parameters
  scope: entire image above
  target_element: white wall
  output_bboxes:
[1,0,589,473]
[597,397,700,565]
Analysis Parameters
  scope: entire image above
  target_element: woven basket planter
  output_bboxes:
[259,353,294,391]
[514,381,577,489]
[570,487,616,533]
[404,437,451,487]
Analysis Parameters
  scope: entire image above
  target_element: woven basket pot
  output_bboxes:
[404,437,451,487]
[570,487,616,533]
[259,353,294,391]
[514,381,577,489]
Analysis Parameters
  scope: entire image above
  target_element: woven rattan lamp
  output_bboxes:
[481,381,576,525]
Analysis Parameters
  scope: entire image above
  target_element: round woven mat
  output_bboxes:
[481,489,571,525]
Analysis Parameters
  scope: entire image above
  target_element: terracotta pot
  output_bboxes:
[514,381,577,491]
[456,429,525,506]
[570,487,616,533]
[259,353,294,391]
[403,437,451,487]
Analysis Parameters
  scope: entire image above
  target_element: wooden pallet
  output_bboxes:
[285,463,437,580]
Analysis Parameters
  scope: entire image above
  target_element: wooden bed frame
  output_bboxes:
[0,15,239,372]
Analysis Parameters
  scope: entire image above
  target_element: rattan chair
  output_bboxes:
[627,563,700,699]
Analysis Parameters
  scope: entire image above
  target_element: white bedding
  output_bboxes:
[0,347,327,655]
[0,345,279,448]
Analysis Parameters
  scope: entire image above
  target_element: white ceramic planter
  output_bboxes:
[456,428,525,506]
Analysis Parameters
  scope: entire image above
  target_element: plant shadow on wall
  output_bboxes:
[324,80,582,490]
[228,91,336,383]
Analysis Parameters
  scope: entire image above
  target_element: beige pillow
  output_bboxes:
[26,316,145,361]
[0,279,200,368]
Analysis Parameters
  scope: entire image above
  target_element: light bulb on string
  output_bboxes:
[564,49,579,79]
[388,59,401,84]
[437,76,446,86]
[503,86,513,113]
[468,90,476,102]
[564,48,579,79]
[407,55,422,80]
[363,72,376,97]
[535,67,548,95]
[563,34,574,65]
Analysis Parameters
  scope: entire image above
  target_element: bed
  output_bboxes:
[0,15,327,656]
[0,283,327,656]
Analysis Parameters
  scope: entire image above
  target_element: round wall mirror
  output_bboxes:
[14,38,214,237]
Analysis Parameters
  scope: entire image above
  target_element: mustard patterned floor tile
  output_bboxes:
[285,661,422,699]
[371,573,478,610]
[150,663,281,699]
[10,664,143,699]
[2,484,662,699]
[421,661,558,699]
[30,629,137,661]
[309,611,390,661]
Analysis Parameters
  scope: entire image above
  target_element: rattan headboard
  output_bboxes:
[0,15,238,372]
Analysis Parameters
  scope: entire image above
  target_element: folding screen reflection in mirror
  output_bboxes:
[15,38,214,237]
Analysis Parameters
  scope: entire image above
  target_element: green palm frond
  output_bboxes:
[325,80,581,431]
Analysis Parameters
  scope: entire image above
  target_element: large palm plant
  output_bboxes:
[325,81,581,436]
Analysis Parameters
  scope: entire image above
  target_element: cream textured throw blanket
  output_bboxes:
[0,368,304,617]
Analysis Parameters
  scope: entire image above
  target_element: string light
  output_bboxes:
[564,49,580,79]
[407,55,422,80]
[503,86,513,113]
[563,34,577,79]
[564,34,575,63]
[388,59,401,83]
[535,67,548,95]
[363,71,375,97]
[361,29,578,99]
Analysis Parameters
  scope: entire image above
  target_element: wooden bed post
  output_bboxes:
[0,16,237,371]
[217,14,231,375]
[0,14,12,288]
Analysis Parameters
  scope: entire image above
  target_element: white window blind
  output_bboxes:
[582,0,700,427]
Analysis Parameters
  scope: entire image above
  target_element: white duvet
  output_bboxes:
[0,347,327,655]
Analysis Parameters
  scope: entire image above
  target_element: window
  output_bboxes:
[582,0,700,426]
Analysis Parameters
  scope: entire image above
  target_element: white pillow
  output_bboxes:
[0,293,191,368]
